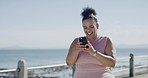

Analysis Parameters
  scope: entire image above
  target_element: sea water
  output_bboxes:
[0,48,148,69]
[0,49,68,69]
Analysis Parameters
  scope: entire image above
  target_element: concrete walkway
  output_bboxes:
[116,71,148,78]
[131,73,148,78]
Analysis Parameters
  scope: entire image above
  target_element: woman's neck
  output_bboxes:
[87,35,99,41]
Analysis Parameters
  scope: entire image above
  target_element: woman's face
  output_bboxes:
[82,18,99,40]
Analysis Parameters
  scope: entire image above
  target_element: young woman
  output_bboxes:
[66,7,116,78]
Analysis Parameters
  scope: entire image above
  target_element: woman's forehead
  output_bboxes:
[83,19,95,25]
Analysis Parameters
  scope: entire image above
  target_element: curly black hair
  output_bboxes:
[81,7,98,22]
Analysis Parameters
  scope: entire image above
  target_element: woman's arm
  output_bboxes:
[94,38,116,67]
[66,38,79,66]
[85,37,116,67]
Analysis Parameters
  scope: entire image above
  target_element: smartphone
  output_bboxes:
[79,37,88,45]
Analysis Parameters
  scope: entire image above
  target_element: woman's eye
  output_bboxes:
[83,26,87,29]
[90,26,94,28]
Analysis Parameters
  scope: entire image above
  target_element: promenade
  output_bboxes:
[133,73,148,78]
[116,70,148,78]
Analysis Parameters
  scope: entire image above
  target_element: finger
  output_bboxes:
[80,45,85,48]
[85,44,89,48]
[85,44,90,48]
[76,44,85,49]
[77,37,79,42]
[76,41,81,46]
[77,39,83,45]
[75,42,81,49]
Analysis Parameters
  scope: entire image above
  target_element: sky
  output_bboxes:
[0,0,148,49]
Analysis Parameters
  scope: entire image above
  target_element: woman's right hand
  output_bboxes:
[75,38,86,53]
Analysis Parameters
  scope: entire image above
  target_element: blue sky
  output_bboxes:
[0,0,148,49]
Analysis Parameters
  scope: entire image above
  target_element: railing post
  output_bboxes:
[16,59,28,78]
[129,53,134,77]
[72,64,76,77]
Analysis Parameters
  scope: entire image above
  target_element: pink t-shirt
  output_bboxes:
[73,36,114,78]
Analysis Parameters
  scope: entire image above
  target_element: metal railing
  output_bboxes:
[112,54,148,77]
[0,54,148,78]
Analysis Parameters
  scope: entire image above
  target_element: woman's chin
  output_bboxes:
[87,35,97,40]
[87,36,93,40]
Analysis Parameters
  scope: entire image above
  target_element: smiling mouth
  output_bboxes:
[87,32,93,36]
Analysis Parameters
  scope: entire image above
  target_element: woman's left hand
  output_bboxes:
[83,41,96,56]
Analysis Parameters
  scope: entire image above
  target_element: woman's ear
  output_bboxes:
[96,23,99,29]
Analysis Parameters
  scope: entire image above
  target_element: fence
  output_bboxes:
[0,54,148,78]
[112,54,148,77]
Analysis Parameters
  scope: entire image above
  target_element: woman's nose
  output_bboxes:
[86,28,91,32]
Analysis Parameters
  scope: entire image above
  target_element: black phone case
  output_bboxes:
[79,37,88,45]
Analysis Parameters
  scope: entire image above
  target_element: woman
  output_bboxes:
[66,7,116,78]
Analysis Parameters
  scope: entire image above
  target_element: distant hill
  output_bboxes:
[0,44,148,50]
[0,46,29,50]
[116,44,148,49]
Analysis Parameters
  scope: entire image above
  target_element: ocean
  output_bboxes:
[0,48,148,69]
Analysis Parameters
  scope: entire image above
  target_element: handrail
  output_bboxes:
[117,55,148,60]
[0,64,67,73]
[113,68,129,73]
[28,63,66,70]
[134,55,148,58]
[117,57,129,60]
[135,65,148,69]
[0,69,16,73]
[0,55,147,77]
